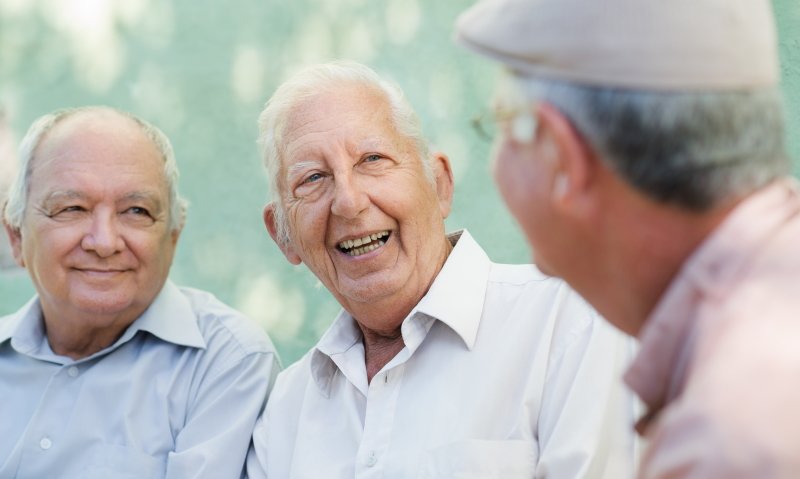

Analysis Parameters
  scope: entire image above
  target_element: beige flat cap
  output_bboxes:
[455,0,780,90]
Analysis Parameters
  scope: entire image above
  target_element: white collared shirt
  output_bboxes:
[248,230,637,479]
[0,281,280,479]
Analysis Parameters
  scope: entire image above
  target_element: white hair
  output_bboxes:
[3,106,188,231]
[258,60,432,245]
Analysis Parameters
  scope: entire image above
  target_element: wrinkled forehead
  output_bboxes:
[29,111,169,193]
[278,90,389,166]
[283,83,392,137]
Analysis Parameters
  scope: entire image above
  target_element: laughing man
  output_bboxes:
[246,61,636,478]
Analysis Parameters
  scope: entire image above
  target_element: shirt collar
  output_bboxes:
[126,280,206,349]
[0,280,206,360]
[309,229,492,393]
[311,308,363,394]
[413,229,491,349]
[625,179,800,414]
[0,296,45,354]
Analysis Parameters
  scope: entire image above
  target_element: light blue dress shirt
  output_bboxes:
[0,280,280,479]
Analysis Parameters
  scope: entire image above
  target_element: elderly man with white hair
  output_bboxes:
[0,106,280,478]
[246,61,636,478]
[456,0,800,477]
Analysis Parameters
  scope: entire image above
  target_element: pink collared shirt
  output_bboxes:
[625,179,800,478]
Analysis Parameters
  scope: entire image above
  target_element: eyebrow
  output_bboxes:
[119,191,164,210]
[40,190,163,208]
[283,138,392,179]
[286,161,322,178]
[120,191,161,202]
[41,190,86,206]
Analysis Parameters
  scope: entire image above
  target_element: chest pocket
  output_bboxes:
[418,439,539,479]
[79,444,165,479]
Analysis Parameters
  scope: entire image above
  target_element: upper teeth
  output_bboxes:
[338,231,389,255]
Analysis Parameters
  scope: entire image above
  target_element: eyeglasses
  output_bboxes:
[470,106,537,144]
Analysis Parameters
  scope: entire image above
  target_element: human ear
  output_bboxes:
[169,223,183,246]
[430,152,455,218]
[536,103,595,215]
[3,220,25,268]
[263,203,302,265]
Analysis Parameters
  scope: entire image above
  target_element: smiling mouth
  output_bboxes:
[337,231,390,257]
[76,268,127,274]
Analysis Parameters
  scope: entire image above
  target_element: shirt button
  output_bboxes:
[67,367,79,377]
[366,451,377,467]
[39,437,52,450]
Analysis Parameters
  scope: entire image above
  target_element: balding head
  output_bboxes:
[3,106,187,233]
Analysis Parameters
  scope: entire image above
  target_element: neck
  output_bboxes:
[350,235,454,382]
[41,307,138,360]
[359,324,405,383]
[581,189,738,336]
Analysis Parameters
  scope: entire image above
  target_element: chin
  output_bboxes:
[530,250,559,278]
[534,262,560,278]
[83,304,134,317]
[71,293,138,317]
[342,286,392,305]
[340,276,402,305]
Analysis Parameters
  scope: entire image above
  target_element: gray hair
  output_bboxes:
[510,77,790,210]
[3,106,188,232]
[258,60,432,245]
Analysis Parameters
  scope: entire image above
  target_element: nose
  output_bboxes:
[81,211,125,258]
[330,174,369,220]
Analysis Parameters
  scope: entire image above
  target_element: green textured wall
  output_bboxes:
[1,0,798,363]
[776,0,800,163]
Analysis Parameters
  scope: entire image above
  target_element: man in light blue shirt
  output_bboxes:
[0,106,279,478]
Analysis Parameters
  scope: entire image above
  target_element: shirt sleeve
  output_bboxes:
[534,292,639,479]
[164,350,280,479]
[637,306,800,479]
[245,415,269,479]
[244,363,304,479]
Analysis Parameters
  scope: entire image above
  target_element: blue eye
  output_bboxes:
[364,154,382,162]
[126,207,151,216]
[303,172,324,184]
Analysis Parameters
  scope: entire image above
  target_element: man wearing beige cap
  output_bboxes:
[455,0,800,477]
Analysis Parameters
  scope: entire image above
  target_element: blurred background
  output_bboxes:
[1,0,799,363]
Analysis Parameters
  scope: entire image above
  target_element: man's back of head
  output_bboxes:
[456,1,800,477]
[455,0,791,332]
